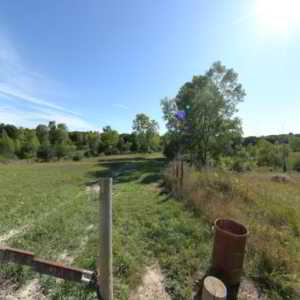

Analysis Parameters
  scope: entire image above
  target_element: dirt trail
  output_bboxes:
[0,279,46,300]
[129,263,171,300]
[0,226,28,245]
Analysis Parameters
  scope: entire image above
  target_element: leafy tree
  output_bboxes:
[36,124,49,144]
[87,132,101,156]
[256,139,289,169]
[48,121,57,145]
[101,126,119,155]
[161,62,245,166]
[0,130,15,157]
[69,131,85,149]
[55,143,71,159]
[132,113,159,152]
[37,143,55,161]
[117,135,132,153]
[20,130,40,159]
[54,123,69,144]
[1,124,19,140]
[289,136,300,152]
[163,134,181,160]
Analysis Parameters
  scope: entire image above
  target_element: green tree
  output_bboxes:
[132,113,160,152]
[256,139,288,169]
[37,143,55,161]
[2,124,19,139]
[86,132,101,156]
[20,130,40,159]
[55,143,71,159]
[36,124,49,144]
[0,130,15,157]
[161,62,245,166]
[289,136,300,152]
[101,126,119,155]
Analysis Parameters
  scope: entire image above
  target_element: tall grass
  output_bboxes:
[164,161,300,299]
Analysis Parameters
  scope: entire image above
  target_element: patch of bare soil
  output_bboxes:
[86,184,100,194]
[1,279,46,300]
[129,263,171,300]
[0,226,28,245]
[238,279,269,300]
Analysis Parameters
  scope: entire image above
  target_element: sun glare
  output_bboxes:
[256,0,300,33]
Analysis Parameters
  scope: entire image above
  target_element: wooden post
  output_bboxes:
[180,160,184,189]
[202,276,227,300]
[98,178,113,300]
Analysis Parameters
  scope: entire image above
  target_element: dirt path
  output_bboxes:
[0,279,46,300]
[0,225,29,245]
[129,263,171,300]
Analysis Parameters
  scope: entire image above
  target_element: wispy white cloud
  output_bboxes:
[0,83,79,115]
[0,106,97,131]
[113,103,129,110]
[0,31,93,129]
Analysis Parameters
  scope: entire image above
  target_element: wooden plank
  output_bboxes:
[0,247,93,284]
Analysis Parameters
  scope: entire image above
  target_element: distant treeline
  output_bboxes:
[0,113,161,161]
[243,133,300,146]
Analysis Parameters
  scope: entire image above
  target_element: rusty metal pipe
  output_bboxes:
[212,219,248,286]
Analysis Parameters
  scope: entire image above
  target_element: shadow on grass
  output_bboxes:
[86,155,167,185]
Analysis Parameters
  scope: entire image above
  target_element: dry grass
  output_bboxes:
[164,162,300,299]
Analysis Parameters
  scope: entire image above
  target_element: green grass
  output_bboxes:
[0,154,211,299]
[165,162,300,299]
[3,154,298,299]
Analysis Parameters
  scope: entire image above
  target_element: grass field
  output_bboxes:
[165,162,300,300]
[1,154,299,300]
[0,154,212,299]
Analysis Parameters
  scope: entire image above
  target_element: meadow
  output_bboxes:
[165,162,300,299]
[0,154,299,300]
[0,154,212,299]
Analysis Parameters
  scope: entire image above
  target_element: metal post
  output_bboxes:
[98,178,113,300]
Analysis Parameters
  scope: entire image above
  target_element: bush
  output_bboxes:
[219,156,254,172]
[104,147,120,155]
[293,159,300,172]
[54,143,71,159]
[73,153,83,161]
[231,159,246,172]
[37,144,55,161]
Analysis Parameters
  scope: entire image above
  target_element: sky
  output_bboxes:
[0,0,300,136]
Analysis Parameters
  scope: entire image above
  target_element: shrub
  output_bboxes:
[54,143,71,159]
[73,153,83,161]
[37,144,55,161]
[293,159,300,172]
[231,159,246,172]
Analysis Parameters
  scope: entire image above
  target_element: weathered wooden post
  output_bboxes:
[180,160,184,189]
[202,276,227,300]
[98,178,113,300]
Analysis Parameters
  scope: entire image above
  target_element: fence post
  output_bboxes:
[98,178,113,300]
[180,160,184,189]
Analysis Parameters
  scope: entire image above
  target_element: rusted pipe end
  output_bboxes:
[212,219,249,286]
[214,219,248,238]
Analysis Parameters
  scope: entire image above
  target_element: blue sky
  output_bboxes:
[0,0,299,136]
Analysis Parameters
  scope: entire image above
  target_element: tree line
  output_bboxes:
[0,113,161,161]
[2,61,300,170]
